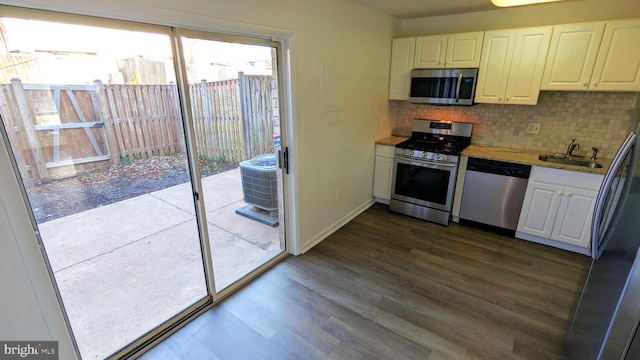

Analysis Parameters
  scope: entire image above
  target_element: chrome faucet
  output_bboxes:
[591,147,599,160]
[567,139,580,156]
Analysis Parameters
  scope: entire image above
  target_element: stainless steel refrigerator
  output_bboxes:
[567,128,640,359]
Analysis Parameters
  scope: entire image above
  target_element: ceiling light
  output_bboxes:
[491,0,563,7]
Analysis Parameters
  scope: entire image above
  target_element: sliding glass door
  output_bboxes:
[176,32,287,293]
[0,7,288,359]
[0,15,209,358]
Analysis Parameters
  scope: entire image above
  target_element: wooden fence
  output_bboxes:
[0,74,277,180]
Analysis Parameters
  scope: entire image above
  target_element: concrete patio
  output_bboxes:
[37,168,282,359]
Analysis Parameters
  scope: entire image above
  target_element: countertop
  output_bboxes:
[375,136,408,146]
[462,145,611,175]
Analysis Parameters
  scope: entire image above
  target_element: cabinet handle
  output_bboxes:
[583,82,588,87]
[557,192,564,196]
[593,82,599,87]
[498,96,502,102]
[506,96,510,102]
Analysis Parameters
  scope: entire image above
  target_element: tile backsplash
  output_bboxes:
[391,91,640,159]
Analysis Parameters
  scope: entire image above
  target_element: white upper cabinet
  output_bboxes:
[474,30,516,104]
[541,22,606,91]
[414,35,447,68]
[388,37,415,100]
[591,18,640,91]
[475,27,552,105]
[414,32,483,69]
[390,18,640,102]
[542,19,640,91]
[445,32,484,68]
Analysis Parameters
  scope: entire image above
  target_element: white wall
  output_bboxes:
[402,0,640,35]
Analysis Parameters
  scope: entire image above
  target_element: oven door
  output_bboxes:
[391,156,458,211]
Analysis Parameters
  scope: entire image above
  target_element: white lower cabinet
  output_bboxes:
[373,144,395,203]
[517,181,564,239]
[516,166,603,254]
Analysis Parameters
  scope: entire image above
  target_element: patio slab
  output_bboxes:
[208,200,280,253]
[37,168,284,359]
[151,168,245,215]
[208,224,275,291]
[39,194,194,272]
[54,219,208,359]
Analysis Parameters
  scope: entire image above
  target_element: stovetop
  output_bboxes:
[396,133,470,155]
[394,119,473,163]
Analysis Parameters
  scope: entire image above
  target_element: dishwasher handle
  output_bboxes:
[466,157,531,179]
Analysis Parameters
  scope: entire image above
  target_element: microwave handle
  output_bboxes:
[455,73,462,103]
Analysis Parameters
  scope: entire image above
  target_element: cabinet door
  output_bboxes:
[551,187,598,248]
[474,30,515,104]
[373,156,394,201]
[414,35,447,68]
[504,26,552,105]
[517,181,564,239]
[389,38,415,100]
[590,19,640,91]
[541,22,605,91]
[445,32,484,68]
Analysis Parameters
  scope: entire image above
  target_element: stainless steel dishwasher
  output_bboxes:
[459,157,531,230]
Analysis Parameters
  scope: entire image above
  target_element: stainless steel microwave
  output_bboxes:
[409,68,478,106]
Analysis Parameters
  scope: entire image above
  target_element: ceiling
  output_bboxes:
[346,0,538,19]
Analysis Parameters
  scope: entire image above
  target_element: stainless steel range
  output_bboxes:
[390,119,473,225]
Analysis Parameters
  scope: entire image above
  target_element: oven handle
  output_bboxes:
[455,72,463,103]
[394,156,457,169]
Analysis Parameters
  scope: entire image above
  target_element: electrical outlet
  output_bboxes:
[335,188,342,200]
[526,123,541,135]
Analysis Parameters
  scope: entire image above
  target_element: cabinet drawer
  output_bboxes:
[530,166,603,190]
[376,144,395,158]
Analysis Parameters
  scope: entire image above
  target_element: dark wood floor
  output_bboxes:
[140,203,590,360]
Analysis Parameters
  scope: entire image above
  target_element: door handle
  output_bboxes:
[278,147,289,174]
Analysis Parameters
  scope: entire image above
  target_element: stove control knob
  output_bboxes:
[434,153,442,160]
[443,155,450,161]
[421,151,429,158]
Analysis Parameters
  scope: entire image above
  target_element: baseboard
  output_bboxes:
[299,198,376,254]
[515,231,592,256]
[374,197,390,205]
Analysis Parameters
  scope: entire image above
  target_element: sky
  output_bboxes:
[1,17,274,83]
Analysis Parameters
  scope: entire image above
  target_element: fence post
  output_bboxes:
[238,72,253,159]
[0,85,32,186]
[200,79,212,159]
[93,80,120,166]
[168,82,185,153]
[9,78,49,180]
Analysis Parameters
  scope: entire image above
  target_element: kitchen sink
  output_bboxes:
[538,154,603,168]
